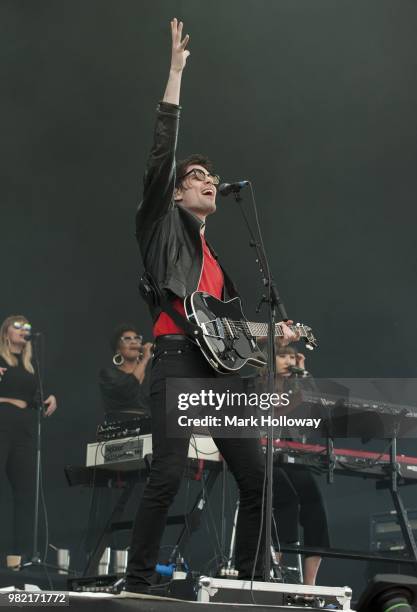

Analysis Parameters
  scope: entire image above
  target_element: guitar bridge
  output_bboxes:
[200,318,225,339]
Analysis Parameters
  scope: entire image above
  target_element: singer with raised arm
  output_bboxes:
[0,315,57,563]
[125,19,297,595]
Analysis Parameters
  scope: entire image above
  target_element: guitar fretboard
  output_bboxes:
[247,322,308,339]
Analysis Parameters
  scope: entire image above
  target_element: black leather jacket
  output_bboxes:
[136,102,238,320]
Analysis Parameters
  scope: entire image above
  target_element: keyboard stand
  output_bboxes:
[82,461,149,577]
[80,458,220,577]
[384,435,417,562]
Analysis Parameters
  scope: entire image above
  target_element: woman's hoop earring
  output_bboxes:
[113,353,124,366]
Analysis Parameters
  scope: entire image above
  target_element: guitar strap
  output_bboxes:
[139,272,203,341]
[158,291,204,341]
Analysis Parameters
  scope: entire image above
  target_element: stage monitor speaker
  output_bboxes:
[356,574,417,612]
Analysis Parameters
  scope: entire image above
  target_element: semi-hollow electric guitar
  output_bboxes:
[184,292,318,373]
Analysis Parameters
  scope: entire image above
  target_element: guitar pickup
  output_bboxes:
[222,318,238,340]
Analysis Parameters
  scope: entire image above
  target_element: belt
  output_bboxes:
[154,334,192,343]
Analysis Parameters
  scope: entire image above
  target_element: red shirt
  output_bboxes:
[153,234,224,337]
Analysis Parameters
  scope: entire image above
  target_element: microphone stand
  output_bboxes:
[21,334,59,578]
[233,189,288,582]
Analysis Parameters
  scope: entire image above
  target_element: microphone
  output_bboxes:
[24,332,42,341]
[218,181,249,196]
[288,365,310,378]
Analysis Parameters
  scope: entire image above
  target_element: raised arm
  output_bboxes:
[136,19,191,249]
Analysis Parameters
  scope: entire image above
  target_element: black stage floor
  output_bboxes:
[41,592,319,611]
[0,569,331,611]
[0,588,322,612]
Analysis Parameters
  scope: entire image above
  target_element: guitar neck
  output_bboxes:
[247,322,307,339]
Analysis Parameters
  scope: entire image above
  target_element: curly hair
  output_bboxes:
[110,323,141,353]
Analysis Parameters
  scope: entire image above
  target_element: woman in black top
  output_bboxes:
[0,314,57,559]
[272,344,330,587]
[99,323,152,420]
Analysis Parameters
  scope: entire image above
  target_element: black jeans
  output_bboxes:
[126,338,265,585]
[273,463,330,554]
[0,403,36,556]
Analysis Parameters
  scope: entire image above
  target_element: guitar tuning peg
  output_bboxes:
[305,343,314,351]
[296,322,301,327]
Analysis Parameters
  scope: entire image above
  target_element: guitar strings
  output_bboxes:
[220,321,306,336]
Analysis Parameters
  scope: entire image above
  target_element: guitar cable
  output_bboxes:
[189,433,229,572]
[73,440,103,574]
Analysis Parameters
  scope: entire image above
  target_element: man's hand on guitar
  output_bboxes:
[279,320,300,346]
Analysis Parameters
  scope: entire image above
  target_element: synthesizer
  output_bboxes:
[86,433,417,481]
[86,434,221,471]
[302,391,417,419]
[261,438,417,481]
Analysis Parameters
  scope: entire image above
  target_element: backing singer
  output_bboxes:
[0,315,57,561]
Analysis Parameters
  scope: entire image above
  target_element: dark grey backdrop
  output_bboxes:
[1,0,417,595]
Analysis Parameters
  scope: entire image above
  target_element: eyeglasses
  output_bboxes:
[179,168,221,185]
[120,335,143,344]
[13,321,32,332]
